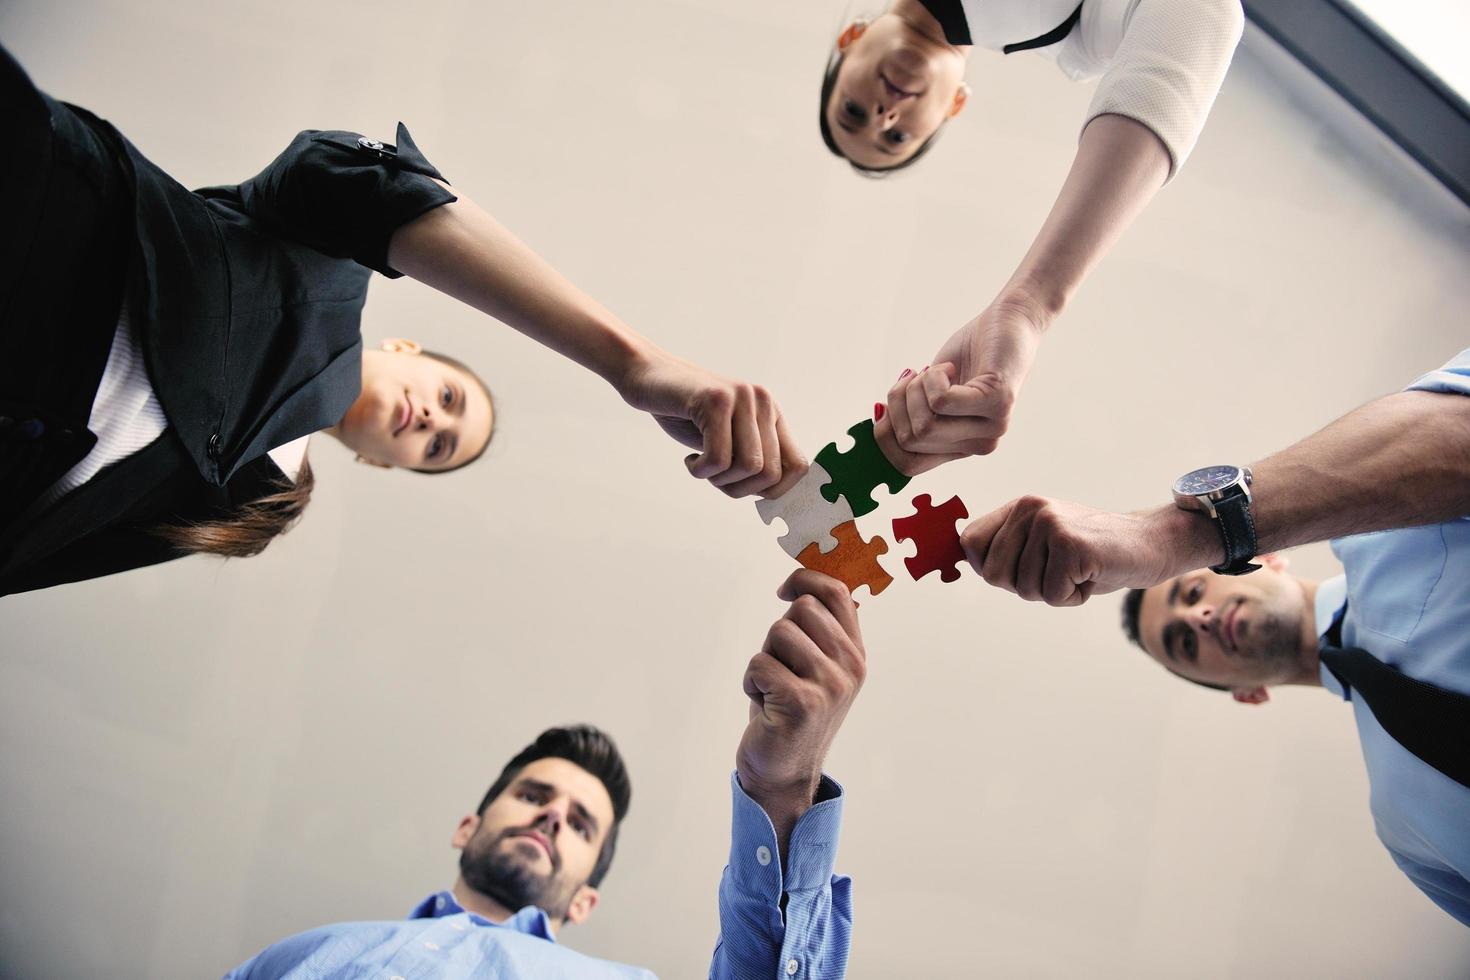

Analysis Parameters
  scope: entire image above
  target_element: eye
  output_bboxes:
[883,129,911,145]
[441,385,453,409]
[427,434,445,460]
[842,99,866,124]
[1186,582,1203,605]
[573,819,591,842]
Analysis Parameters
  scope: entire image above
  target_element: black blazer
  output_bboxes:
[1,82,457,596]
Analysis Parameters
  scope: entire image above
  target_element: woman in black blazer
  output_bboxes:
[0,47,804,596]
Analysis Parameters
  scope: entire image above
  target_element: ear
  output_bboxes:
[451,813,481,850]
[562,883,601,927]
[949,81,970,118]
[1261,552,1288,572]
[1232,687,1270,705]
[379,337,423,355]
[836,19,868,53]
[354,454,392,469]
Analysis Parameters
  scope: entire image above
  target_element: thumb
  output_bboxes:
[960,505,1011,573]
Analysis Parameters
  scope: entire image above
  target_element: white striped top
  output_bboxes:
[35,310,310,512]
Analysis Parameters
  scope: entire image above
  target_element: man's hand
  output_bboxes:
[737,569,866,854]
[962,497,1214,607]
[618,350,807,499]
[877,300,1046,476]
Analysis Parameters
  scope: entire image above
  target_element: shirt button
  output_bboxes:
[786,957,800,975]
[18,418,45,440]
[435,896,446,910]
[390,976,405,980]
[423,941,440,951]
[358,136,384,151]
[755,845,772,867]
[206,433,222,459]
[450,922,466,932]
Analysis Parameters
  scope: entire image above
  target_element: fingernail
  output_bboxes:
[873,402,885,421]
[922,364,930,373]
[899,368,913,380]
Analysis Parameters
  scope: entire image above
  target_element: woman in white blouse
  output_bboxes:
[817,0,1244,474]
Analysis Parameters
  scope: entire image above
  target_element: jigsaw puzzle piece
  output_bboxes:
[814,418,911,518]
[892,493,970,583]
[795,520,893,598]
[755,462,855,558]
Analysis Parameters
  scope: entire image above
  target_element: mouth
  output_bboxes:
[392,393,412,437]
[1223,598,1243,653]
[512,830,553,860]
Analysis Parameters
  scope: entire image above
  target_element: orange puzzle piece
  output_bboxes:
[795,520,893,598]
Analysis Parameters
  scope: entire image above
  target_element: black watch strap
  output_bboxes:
[1209,492,1260,575]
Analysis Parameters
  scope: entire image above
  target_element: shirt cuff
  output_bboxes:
[728,771,845,897]
[1405,348,1470,397]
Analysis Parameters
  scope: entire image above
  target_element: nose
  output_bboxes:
[414,403,437,432]
[533,802,565,839]
[1184,604,1215,637]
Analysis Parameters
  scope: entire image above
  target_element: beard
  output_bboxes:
[459,827,580,921]
[1239,601,1302,674]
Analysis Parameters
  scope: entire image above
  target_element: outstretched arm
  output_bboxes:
[881,0,1245,474]
[963,352,1470,605]
[878,112,1169,473]
[388,192,805,498]
[709,570,862,980]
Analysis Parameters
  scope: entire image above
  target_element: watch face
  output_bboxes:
[1174,465,1241,496]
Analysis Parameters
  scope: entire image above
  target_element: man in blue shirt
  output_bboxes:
[949,348,1470,924]
[225,568,863,978]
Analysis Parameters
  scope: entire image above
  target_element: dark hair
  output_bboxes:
[819,51,945,177]
[1120,587,1231,693]
[477,725,632,888]
[411,349,496,475]
[154,456,316,558]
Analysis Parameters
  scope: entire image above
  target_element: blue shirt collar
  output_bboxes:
[1315,575,1349,699]
[408,891,557,941]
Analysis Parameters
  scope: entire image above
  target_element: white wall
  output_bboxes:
[1,2,1468,977]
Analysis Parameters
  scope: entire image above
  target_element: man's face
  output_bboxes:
[825,17,967,169]
[454,757,615,925]
[1137,557,1311,692]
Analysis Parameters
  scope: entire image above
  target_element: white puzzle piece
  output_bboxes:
[755,462,856,558]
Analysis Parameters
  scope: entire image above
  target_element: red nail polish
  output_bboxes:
[899,368,913,380]
[873,402,885,421]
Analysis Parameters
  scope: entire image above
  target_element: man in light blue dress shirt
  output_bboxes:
[950,348,1470,924]
[225,569,863,978]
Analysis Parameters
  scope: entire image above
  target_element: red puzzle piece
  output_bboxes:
[795,520,893,599]
[891,493,970,583]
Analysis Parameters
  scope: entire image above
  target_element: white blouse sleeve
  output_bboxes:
[1073,0,1244,179]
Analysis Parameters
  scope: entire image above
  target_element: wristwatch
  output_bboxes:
[1172,465,1259,575]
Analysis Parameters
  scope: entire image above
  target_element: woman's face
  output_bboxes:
[825,16,968,169]
[334,344,494,471]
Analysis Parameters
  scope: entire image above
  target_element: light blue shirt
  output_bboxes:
[1315,346,1470,925]
[224,773,850,979]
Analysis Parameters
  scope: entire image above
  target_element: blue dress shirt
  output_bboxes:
[1315,347,1470,925]
[224,772,850,979]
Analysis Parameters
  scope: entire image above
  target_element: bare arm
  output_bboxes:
[386,191,804,497]
[880,115,1171,471]
[387,190,650,389]
[964,387,1470,606]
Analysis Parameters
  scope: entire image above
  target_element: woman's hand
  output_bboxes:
[878,299,1046,476]
[617,350,807,498]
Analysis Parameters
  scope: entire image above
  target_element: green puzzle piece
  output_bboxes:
[815,418,911,518]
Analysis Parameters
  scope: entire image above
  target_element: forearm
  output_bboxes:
[386,191,658,390]
[997,114,1170,323]
[1152,389,1470,576]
